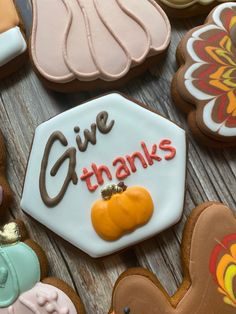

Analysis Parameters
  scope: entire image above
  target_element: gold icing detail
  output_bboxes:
[101,182,127,200]
[0,223,20,245]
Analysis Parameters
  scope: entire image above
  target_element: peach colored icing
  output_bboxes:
[0,0,20,34]
[31,0,171,83]
[2,283,77,314]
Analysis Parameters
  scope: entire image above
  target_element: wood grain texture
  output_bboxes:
[0,2,235,313]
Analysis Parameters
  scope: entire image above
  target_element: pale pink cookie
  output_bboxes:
[5,283,77,314]
[30,0,171,92]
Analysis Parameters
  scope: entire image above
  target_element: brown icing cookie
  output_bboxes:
[0,131,12,217]
[172,3,236,147]
[110,202,236,313]
[0,0,27,79]
[0,220,85,313]
[30,0,171,92]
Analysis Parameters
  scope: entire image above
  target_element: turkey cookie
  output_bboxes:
[156,0,235,18]
[0,0,27,79]
[30,0,171,92]
[0,131,13,216]
[172,3,236,147]
[0,220,85,313]
[21,93,187,258]
[110,202,236,314]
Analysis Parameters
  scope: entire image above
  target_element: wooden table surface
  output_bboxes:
[1,1,236,313]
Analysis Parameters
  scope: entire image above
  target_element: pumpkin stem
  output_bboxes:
[0,222,21,245]
[101,182,127,200]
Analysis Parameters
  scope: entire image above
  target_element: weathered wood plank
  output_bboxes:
[0,1,235,313]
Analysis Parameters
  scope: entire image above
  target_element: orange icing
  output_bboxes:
[91,186,154,241]
[0,0,20,34]
[215,244,236,307]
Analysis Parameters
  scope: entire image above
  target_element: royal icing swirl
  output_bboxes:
[176,3,236,138]
[31,0,170,83]
[210,233,236,307]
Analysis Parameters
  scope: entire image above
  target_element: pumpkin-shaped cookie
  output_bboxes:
[91,183,154,241]
[30,0,171,91]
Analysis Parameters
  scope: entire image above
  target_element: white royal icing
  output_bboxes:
[159,0,232,9]
[184,2,236,137]
[203,99,236,136]
[0,26,27,67]
[21,94,186,258]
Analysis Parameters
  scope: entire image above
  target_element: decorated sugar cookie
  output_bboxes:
[172,3,236,147]
[21,93,186,258]
[156,0,235,17]
[0,131,12,216]
[110,202,236,314]
[0,220,85,313]
[0,0,27,79]
[30,0,171,92]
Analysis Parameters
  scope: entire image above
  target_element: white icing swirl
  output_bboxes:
[0,27,26,67]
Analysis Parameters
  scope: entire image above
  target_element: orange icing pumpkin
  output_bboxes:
[91,183,154,241]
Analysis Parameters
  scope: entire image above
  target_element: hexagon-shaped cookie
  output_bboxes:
[21,93,187,258]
